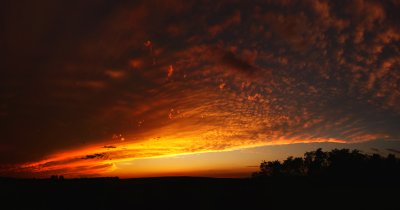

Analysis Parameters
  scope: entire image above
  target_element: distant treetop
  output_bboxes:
[252,148,400,179]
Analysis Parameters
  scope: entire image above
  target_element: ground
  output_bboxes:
[0,176,398,210]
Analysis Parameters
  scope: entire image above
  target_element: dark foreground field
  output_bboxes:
[0,176,398,210]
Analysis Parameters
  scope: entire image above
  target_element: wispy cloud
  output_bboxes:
[1,0,400,177]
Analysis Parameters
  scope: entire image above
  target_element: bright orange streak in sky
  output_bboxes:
[17,133,348,178]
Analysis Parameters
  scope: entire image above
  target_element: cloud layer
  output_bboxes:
[1,0,400,177]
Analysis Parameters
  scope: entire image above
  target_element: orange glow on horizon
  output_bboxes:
[16,134,351,178]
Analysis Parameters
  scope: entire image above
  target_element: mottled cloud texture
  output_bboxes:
[1,0,400,177]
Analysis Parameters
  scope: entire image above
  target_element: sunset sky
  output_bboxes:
[1,0,400,178]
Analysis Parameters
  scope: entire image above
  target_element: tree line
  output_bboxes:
[252,148,400,179]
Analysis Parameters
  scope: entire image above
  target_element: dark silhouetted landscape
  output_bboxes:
[1,149,399,210]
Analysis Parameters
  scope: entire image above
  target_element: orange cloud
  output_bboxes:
[167,65,174,79]
[105,70,126,79]
[2,0,400,178]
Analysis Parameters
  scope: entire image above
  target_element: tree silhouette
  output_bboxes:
[258,160,283,177]
[282,156,305,176]
[252,148,400,179]
[304,148,328,176]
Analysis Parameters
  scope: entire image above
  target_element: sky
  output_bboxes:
[1,0,400,178]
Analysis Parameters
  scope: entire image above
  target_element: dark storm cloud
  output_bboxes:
[1,0,400,176]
